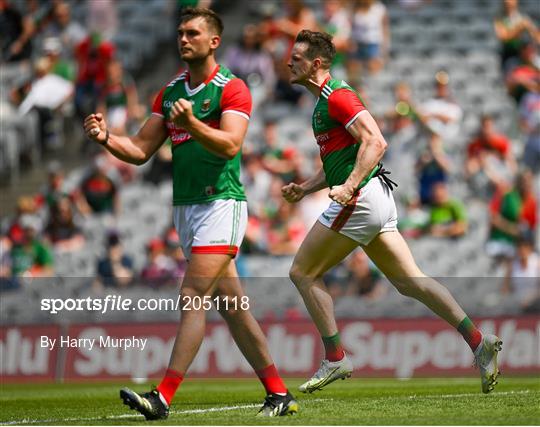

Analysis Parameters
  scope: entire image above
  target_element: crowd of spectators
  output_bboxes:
[1,0,538,310]
[2,0,141,162]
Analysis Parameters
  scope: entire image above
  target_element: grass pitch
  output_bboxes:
[1,377,538,425]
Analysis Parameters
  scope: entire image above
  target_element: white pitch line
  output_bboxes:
[0,391,536,426]
[0,398,331,426]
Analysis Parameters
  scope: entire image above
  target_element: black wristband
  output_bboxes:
[99,129,110,146]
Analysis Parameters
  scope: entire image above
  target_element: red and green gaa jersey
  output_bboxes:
[152,65,251,205]
[312,77,379,189]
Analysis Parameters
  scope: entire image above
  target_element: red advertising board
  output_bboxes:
[0,325,60,381]
[1,317,539,382]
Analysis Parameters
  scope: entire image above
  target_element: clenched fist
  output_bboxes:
[170,98,194,128]
[281,182,306,203]
[329,184,355,206]
[83,113,108,144]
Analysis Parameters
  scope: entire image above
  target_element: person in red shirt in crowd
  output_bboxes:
[259,0,318,62]
[506,42,540,104]
[74,32,115,122]
[487,169,538,261]
[465,114,517,197]
[79,155,119,216]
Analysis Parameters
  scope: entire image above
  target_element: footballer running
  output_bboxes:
[281,30,502,395]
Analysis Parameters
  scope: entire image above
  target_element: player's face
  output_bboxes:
[288,43,314,85]
[177,17,220,63]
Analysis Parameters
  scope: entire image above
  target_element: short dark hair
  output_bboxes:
[294,30,336,68]
[179,7,224,36]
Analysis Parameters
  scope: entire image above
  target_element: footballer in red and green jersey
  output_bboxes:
[152,65,251,205]
[312,77,380,190]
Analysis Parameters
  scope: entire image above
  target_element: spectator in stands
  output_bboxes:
[36,161,91,216]
[0,235,18,291]
[319,0,352,79]
[416,136,452,205]
[42,36,75,81]
[95,232,134,289]
[74,32,115,125]
[261,120,303,183]
[519,81,540,135]
[163,230,188,280]
[223,24,276,92]
[502,229,540,312]
[267,201,306,255]
[80,155,119,215]
[42,2,87,57]
[518,74,540,172]
[16,56,74,151]
[348,0,390,79]
[141,238,177,286]
[10,215,54,277]
[425,182,468,238]
[505,41,540,104]
[97,59,143,135]
[0,0,34,63]
[486,170,538,261]
[44,196,85,252]
[260,0,318,62]
[494,0,540,73]
[242,152,273,219]
[37,161,68,210]
[7,196,41,245]
[465,114,517,198]
[398,196,429,239]
[143,140,173,185]
[385,81,420,147]
[417,71,463,143]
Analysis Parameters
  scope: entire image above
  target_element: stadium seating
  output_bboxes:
[1,0,534,325]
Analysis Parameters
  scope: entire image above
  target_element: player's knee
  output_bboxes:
[289,264,319,288]
[180,285,205,302]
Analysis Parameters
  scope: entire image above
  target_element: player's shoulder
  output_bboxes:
[322,78,356,100]
[210,65,246,89]
[165,70,188,88]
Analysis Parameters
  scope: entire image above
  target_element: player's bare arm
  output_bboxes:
[169,98,247,160]
[329,111,387,206]
[282,168,328,203]
[84,113,168,165]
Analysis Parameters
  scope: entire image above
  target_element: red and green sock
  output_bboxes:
[322,333,345,362]
[255,364,287,395]
[156,368,184,406]
[457,316,482,352]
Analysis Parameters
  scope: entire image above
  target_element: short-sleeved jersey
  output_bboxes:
[152,65,251,205]
[312,77,379,189]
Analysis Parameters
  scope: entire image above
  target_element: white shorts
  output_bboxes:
[173,199,247,260]
[318,177,398,246]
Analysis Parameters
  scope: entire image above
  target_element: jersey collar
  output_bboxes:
[184,64,220,96]
[319,75,331,95]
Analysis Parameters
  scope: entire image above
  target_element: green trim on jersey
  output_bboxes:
[160,66,247,205]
